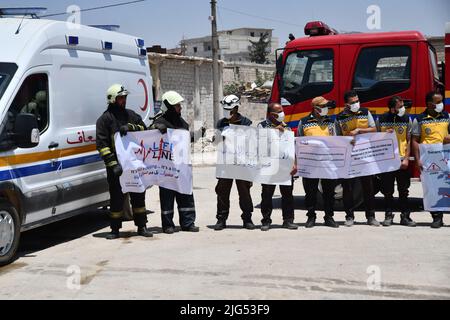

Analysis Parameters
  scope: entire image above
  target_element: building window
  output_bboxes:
[193,47,198,53]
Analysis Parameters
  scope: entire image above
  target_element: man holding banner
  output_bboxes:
[258,103,298,231]
[412,91,450,228]
[150,91,199,234]
[336,90,380,227]
[376,96,416,227]
[297,97,339,229]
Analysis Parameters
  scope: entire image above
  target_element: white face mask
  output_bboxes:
[318,107,329,117]
[397,106,406,117]
[349,102,360,113]
[435,103,444,113]
[276,112,285,123]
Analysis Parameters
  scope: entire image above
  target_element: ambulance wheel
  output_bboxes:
[0,201,21,267]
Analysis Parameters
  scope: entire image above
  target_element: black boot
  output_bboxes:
[382,213,394,227]
[137,226,153,237]
[400,212,416,227]
[431,213,444,229]
[106,220,121,240]
[324,216,339,228]
[243,219,256,230]
[305,212,316,228]
[182,225,200,232]
[282,220,298,230]
[214,219,227,231]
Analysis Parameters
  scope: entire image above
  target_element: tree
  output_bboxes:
[249,32,271,64]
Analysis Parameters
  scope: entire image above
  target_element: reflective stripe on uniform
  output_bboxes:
[133,207,147,214]
[162,210,174,215]
[110,211,123,219]
[99,147,112,156]
[179,207,196,212]
[106,161,118,167]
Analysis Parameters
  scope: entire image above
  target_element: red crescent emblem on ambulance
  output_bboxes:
[138,79,148,112]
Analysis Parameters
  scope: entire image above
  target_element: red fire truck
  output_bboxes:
[270,21,448,131]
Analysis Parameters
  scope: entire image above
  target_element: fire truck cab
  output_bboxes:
[271,21,446,131]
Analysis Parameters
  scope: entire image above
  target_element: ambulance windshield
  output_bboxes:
[0,63,18,102]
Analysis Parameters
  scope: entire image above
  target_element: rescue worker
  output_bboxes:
[96,84,152,240]
[258,103,298,231]
[297,97,339,228]
[336,90,379,227]
[150,91,199,234]
[412,91,450,228]
[376,96,416,227]
[214,94,255,231]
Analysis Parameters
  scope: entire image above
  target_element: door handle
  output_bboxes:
[48,142,59,149]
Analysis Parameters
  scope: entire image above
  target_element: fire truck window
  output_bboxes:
[281,49,334,104]
[8,73,49,133]
[353,46,411,103]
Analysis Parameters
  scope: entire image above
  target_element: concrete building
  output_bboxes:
[180,28,279,63]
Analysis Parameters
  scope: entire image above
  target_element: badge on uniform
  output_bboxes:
[397,127,404,134]
[425,128,432,135]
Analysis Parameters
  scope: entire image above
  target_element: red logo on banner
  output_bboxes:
[138,79,148,112]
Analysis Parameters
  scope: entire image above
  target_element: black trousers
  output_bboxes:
[342,176,375,219]
[380,168,411,214]
[159,187,196,230]
[106,168,147,230]
[216,178,253,222]
[261,183,294,224]
[302,178,336,218]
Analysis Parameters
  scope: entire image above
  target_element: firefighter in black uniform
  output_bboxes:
[214,95,255,231]
[150,91,199,234]
[96,84,153,240]
[376,96,416,227]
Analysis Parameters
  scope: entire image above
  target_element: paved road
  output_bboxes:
[0,166,449,300]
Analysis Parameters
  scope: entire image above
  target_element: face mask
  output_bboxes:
[276,112,285,123]
[435,103,444,113]
[397,106,406,117]
[318,107,329,117]
[350,102,360,113]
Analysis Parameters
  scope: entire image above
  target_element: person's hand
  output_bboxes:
[349,128,360,137]
[416,160,424,172]
[119,125,129,137]
[112,163,123,177]
[155,123,167,134]
[276,125,286,132]
[386,128,395,134]
[290,165,297,176]
[400,158,409,170]
[444,135,450,145]
[350,138,356,146]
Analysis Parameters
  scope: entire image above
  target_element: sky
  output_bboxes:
[1,0,449,48]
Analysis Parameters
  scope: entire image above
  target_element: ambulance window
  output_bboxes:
[353,46,411,103]
[8,74,49,133]
[0,63,18,102]
[281,49,334,104]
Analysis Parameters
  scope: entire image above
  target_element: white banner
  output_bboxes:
[420,144,450,212]
[296,132,401,179]
[114,130,193,195]
[216,125,295,185]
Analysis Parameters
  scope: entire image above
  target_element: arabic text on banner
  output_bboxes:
[114,130,193,195]
[296,132,401,179]
[420,144,450,212]
[216,125,295,186]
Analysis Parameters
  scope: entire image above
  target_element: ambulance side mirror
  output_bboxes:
[13,113,40,148]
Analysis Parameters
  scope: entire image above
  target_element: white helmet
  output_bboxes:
[221,94,240,110]
[161,91,184,113]
[107,84,129,104]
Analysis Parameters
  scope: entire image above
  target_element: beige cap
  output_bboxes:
[311,96,329,107]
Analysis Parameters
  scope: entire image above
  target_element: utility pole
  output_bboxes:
[211,0,220,127]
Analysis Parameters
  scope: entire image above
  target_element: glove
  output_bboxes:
[111,163,123,177]
[155,123,167,134]
[119,125,129,137]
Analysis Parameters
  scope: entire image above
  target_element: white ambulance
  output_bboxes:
[0,12,153,265]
